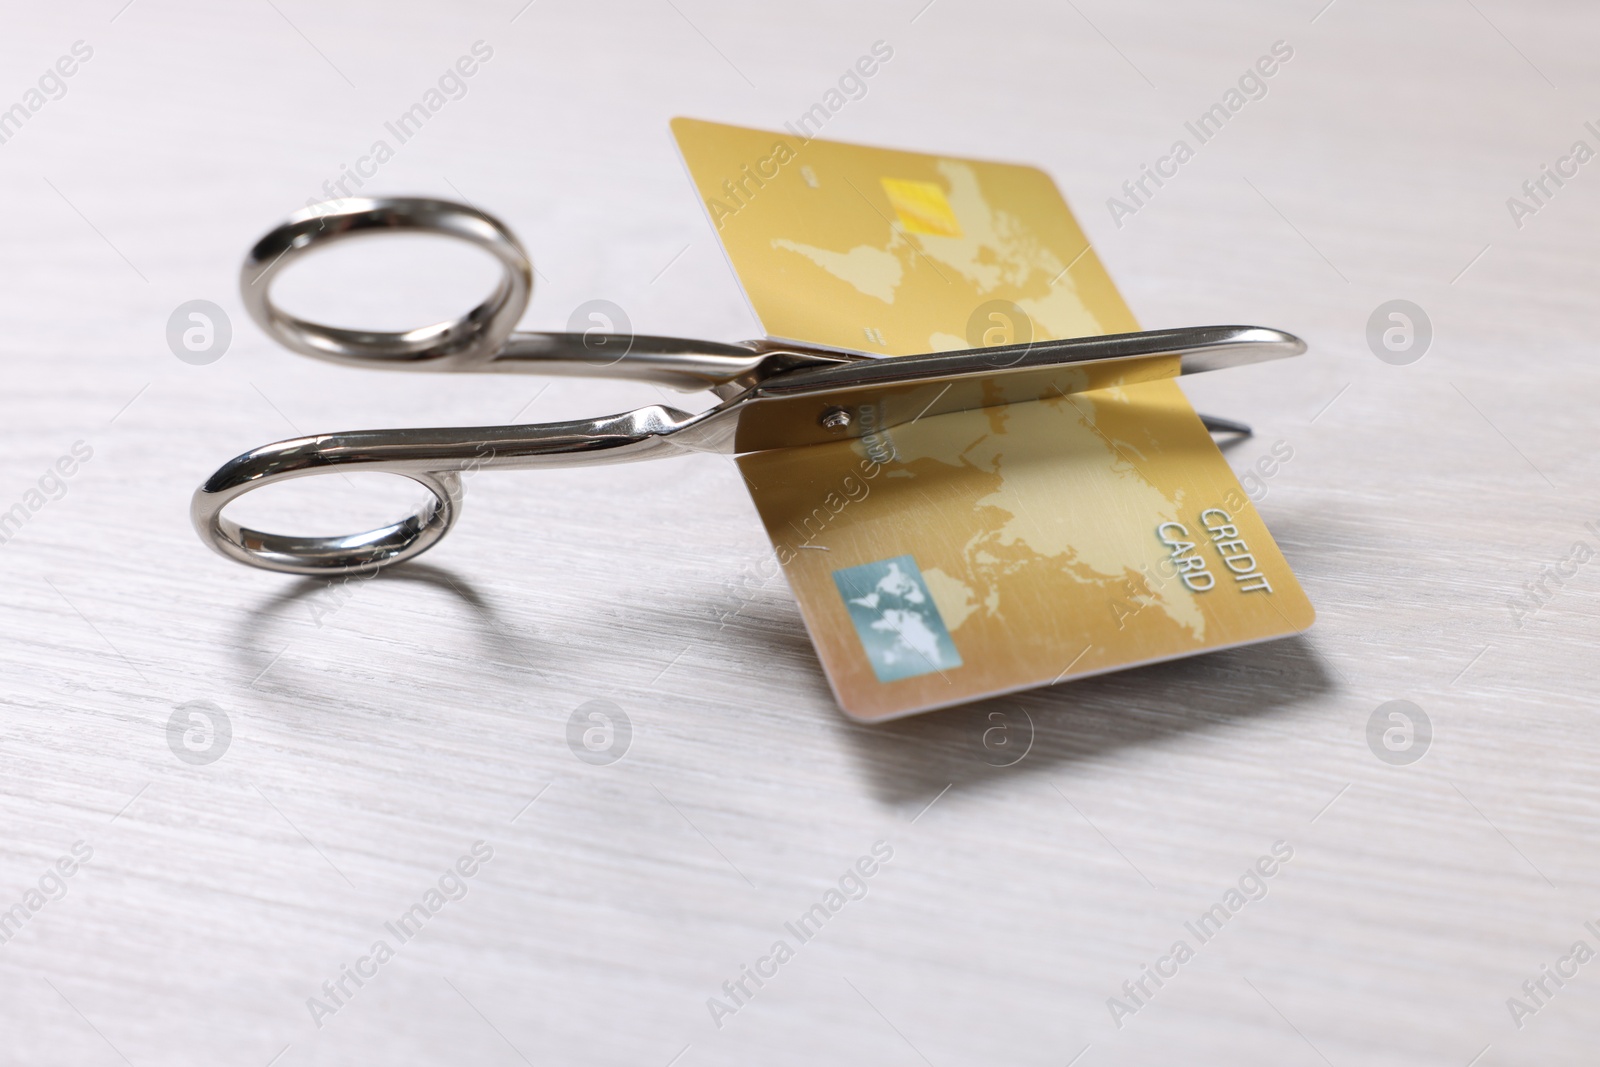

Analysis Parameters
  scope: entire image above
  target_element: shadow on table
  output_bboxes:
[231,562,539,683]
[831,634,1337,807]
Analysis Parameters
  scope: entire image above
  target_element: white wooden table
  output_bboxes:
[2,1,1597,1063]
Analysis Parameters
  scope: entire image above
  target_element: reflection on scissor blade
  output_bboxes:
[728,354,1179,454]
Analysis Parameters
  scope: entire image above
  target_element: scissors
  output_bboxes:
[193,197,1306,576]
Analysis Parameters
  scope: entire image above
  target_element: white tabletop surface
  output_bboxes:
[3,1,1598,1064]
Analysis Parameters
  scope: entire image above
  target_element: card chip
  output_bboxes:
[879,178,963,238]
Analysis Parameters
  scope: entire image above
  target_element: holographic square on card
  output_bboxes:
[831,556,963,683]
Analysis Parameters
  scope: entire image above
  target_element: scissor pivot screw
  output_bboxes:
[820,407,852,432]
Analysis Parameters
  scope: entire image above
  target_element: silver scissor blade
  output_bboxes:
[754,325,1303,398]
[726,325,1304,454]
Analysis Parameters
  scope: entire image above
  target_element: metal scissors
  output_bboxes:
[193,197,1305,576]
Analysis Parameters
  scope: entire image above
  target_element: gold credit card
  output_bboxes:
[671,118,1313,721]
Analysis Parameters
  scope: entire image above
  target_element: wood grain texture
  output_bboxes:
[1,1,1597,1064]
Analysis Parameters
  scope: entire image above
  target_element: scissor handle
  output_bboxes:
[239,196,837,391]
[191,407,712,575]
[241,197,534,371]
[208,197,836,576]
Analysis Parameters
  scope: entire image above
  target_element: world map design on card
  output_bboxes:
[672,118,1313,720]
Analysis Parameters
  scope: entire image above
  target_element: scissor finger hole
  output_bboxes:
[241,197,532,369]
[269,232,508,334]
[202,469,462,576]
[224,471,440,538]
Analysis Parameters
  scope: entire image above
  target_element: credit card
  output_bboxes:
[672,118,1313,720]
